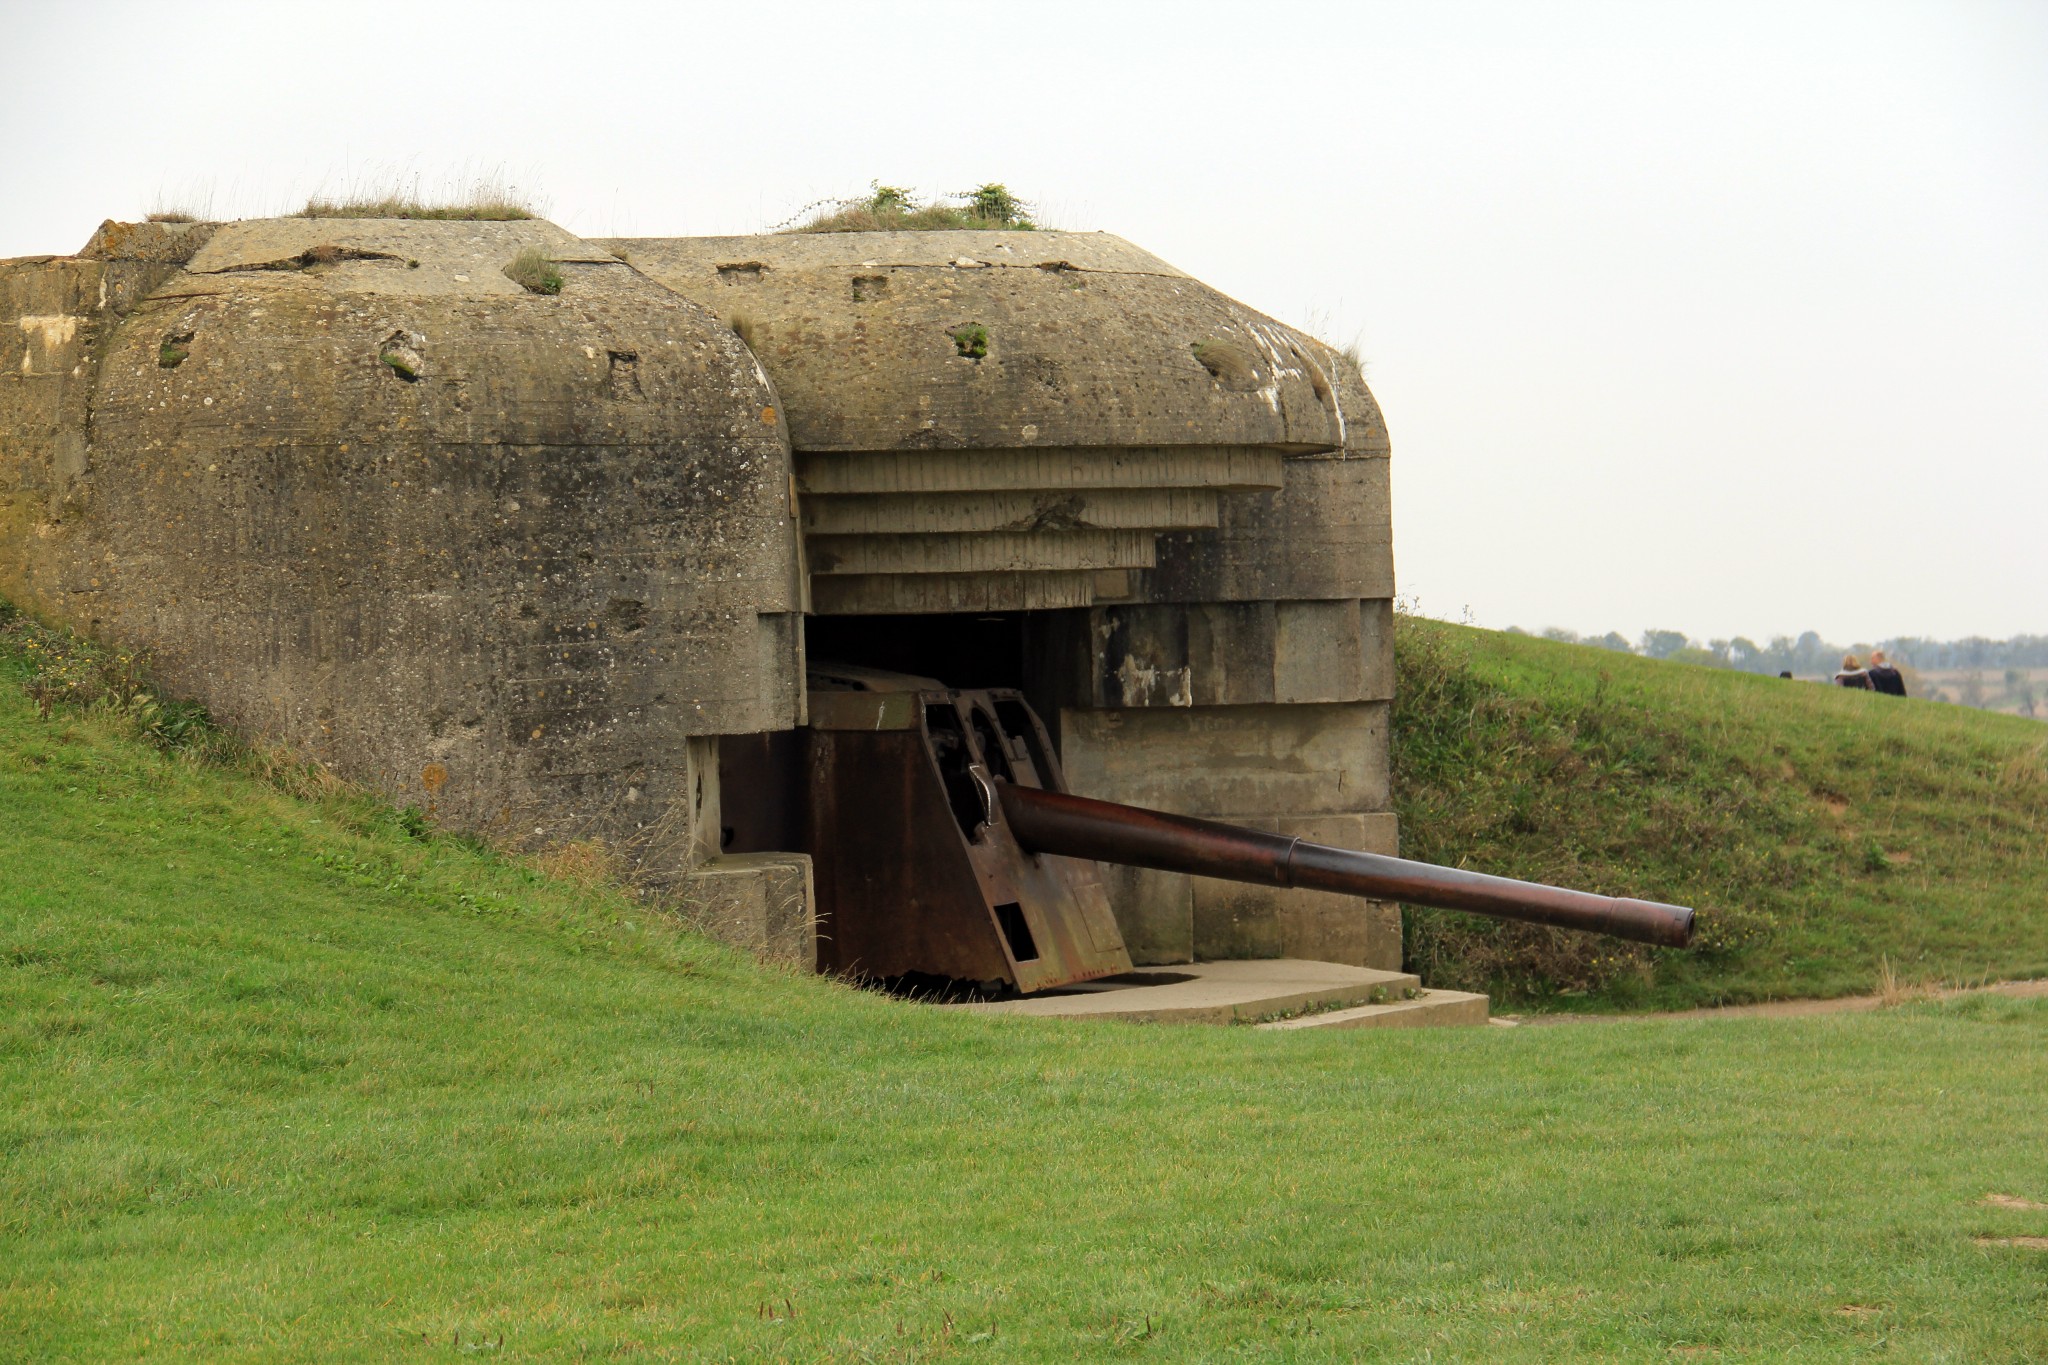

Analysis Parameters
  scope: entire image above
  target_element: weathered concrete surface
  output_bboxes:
[956,959,1440,1025]
[807,529,1156,576]
[1057,704,1401,969]
[810,570,1099,615]
[1031,598,1395,710]
[1059,703,1391,818]
[603,231,1347,454]
[1254,988,1490,1031]
[2,218,803,874]
[801,487,1220,536]
[1145,454,1394,604]
[608,231,1382,613]
[651,851,816,967]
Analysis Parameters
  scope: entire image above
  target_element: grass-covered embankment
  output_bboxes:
[1394,617,2048,1010]
[4,613,2048,1360]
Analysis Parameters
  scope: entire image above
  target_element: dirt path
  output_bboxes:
[1495,978,2048,1027]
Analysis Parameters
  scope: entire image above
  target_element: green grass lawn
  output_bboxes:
[6,636,2048,1361]
[1393,618,2048,1010]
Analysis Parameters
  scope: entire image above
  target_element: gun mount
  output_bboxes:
[746,667,1693,994]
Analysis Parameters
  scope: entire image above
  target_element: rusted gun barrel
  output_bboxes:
[996,783,1695,948]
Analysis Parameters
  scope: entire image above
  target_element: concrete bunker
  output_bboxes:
[3,215,1690,1004]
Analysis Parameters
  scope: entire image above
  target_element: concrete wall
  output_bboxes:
[4,218,1397,973]
[2,218,803,877]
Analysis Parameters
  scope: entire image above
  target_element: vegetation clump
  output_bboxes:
[301,196,536,221]
[950,322,989,359]
[1,602,221,756]
[502,246,564,296]
[784,181,1035,234]
[300,175,537,221]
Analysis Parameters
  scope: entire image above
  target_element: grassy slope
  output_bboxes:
[1393,618,2048,1010]
[5,651,2048,1360]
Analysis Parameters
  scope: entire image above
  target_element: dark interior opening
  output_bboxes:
[925,703,991,838]
[804,612,1029,690]
[993,902,1039,962]
[723,610,1072,856]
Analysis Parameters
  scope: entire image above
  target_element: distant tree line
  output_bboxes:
[1505,625,2048,676]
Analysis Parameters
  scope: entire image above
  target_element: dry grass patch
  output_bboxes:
[529,838,623,889]
[300,174,538,222]
[502,247,563,295]
[1983,1193,2048,1211]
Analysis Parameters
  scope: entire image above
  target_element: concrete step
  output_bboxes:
[803,488,1220,535]
[796,446,1285,495]
[809,569,1098,615]
[1254,988,1490,1032]
[954,958,1476,1026]
[807,530,1157,575]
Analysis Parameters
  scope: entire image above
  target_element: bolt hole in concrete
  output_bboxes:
[158,331,194,369]
[716,261,765,282]
[994,902,1039,961]
[1191,338,1262,392]
[603,597,647,633]
[849,274,888,302]
[379,330,424,382]
[951,323,989,360]
[606,350,642,400]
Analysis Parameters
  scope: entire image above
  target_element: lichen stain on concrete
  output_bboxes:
[1115,652,1193,708]
[17,314,81,372]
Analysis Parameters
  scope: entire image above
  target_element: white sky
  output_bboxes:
[5,0,2042,644]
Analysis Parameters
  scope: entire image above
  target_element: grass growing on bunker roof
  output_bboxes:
[4,598,2048,1361]
[784,180,1037,233]
[298,173,538,221]
[502,246,564,295]
[301,195,536,221]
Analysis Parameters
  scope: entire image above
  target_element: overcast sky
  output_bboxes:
[5,0,2042,644]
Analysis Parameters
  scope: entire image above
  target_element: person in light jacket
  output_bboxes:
[1835,654,1874,690]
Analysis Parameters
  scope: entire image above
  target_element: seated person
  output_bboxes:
[1834,654,1874,689]
[1866,649,1907,696]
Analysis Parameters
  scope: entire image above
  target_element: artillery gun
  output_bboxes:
[727,667,1692,994]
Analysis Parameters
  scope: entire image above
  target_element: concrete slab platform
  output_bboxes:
[1255,988,1490,1031]
[954,958,1459,1026]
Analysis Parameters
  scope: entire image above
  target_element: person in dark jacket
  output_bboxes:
[1866,649,1907,696]
[1834,654,1874,690]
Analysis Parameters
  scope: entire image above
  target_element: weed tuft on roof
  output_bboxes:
[502,247,564,295]
[783,181,1036,234]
